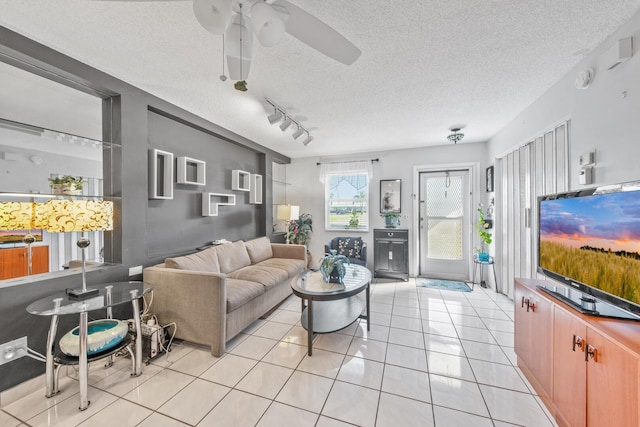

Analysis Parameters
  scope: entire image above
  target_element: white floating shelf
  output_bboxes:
[232,169,251,191]
[202,192,236,216]
[250,174,263,204]
[149,149,174,200]
[177,156,206,186]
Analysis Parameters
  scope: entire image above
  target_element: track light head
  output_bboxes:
[302,134,314,146]
[280,117,292,131]
[267,108,283,124]
[292,126,304,139]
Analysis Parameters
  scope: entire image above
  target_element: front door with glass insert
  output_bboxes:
[419,170,470,280]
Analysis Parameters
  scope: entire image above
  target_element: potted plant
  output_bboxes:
[287,213,312,246]
[49,175,84,195]
[288,213,313,268]
[348,210,360,228]
[319,249,350,284]
[381,212,401,228]
[475,204,493,261]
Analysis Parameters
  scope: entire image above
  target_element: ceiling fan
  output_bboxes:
[96,0,361,87]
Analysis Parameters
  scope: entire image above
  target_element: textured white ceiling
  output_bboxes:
[1,1,639,159]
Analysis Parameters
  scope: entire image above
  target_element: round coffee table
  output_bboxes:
[291,264,371,355]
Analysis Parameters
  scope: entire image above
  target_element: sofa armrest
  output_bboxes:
[143,265,227,356]
[271,243,306,261]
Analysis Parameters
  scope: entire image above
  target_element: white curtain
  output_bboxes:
[319,160,373,183]
[496,121,569,298]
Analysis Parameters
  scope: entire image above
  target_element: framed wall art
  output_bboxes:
[486,166,494,192]
[380,179,401,213]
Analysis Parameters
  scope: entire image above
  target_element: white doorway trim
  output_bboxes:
[411,162,482,278]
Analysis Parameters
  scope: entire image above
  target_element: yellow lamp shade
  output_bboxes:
[0,202,36,230]
[276,204,299,221]
[38,200,113,232]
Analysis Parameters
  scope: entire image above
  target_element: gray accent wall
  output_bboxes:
[0,26,288,392]
[146,110,264,257]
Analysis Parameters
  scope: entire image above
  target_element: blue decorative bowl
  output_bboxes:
[59,319,128,357]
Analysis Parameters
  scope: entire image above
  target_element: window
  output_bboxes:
[321,161,372,231]
[325,173,369,230]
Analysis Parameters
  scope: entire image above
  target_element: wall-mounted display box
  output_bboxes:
[202,192,236,216]
[250,174,263,204]
[149,149,174,199]
[177,156,206,185]
[232,169,251,191]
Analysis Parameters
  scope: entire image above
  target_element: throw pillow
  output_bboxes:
[244,236,273,264]
[214,240,252,273]
[336,237,362,260]
[165,247,220,273]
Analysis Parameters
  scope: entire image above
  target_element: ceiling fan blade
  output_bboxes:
[193,0,231,35]
[226,56,251,81]
[272,0,361,65]
[225,14,253,80]
[251,2,286,47]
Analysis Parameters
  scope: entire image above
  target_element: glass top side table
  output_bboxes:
[291,264,371,356]
[27,281,151,411]
[472,254,499,293]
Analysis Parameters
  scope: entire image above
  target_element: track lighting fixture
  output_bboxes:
[265,97,313,146]
[302,132,314,146]
[267,107,283,124]
[279,116,292,131]
[447,127,465,144]
[292,126,304,139]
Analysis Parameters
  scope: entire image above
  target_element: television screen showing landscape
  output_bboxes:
[539,191,640,306]
[0,230,43,244]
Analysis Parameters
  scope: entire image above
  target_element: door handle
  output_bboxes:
[572,334,584,352]
[585,344,597,362]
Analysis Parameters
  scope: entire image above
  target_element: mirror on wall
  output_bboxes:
[0,59,115,284]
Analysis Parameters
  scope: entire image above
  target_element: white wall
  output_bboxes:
[489,10,640,188]
[287,142,489,275]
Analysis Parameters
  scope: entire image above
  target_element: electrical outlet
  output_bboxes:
[0,336,28,365]
[129,265,143,276]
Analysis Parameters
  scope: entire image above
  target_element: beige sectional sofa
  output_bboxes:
[143,237,306,356]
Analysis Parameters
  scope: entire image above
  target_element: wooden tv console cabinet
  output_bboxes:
[515,278,640,427]
[0,245,49,279]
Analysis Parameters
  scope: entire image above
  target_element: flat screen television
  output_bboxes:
[537,181,640,321]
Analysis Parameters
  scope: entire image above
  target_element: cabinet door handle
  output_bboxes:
[585,344,597,362]
[521,297,535,312]
[572,334,584,352]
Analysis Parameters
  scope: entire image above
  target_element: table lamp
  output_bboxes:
[37,199,113,300]
[276,204,299,244]
[0,201,38,275]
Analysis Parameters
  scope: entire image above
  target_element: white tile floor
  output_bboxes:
[0,278,559,426]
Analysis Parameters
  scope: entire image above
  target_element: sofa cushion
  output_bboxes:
[228,265,289,290]
[164,247,220,273]
[257,258,306,278]
[226,279,265,313]
[336,237,364,260]
[214,240,252,273]
[244,236,273,264]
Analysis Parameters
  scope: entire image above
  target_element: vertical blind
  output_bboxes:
[496,121,569,298]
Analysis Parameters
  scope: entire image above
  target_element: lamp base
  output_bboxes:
[67,288,99,301]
